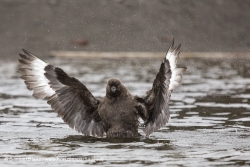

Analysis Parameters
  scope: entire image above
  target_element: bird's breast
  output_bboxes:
[98,98,139,137]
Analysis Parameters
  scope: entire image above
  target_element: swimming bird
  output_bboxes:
[18,38,186,138]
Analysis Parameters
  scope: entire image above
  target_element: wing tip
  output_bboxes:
[22,49,31,55]
[166,38,182,60]
[169,37,174,50]
[20,49,42,61]
[173,44,181,52]
[167,38,181,51]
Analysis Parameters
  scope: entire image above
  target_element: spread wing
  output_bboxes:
[18,49,104,137]
[136,39,187,136]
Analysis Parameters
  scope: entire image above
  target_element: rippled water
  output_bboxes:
[0,57,250,166]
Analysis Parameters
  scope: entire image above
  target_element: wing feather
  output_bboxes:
[18,49,105,137]
[136,38,186,136]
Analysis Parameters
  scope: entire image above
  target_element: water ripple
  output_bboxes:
[0,58,250,166]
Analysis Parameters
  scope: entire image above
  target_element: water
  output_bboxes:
[0,57,250,166]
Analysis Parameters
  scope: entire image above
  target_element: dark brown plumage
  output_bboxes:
[18,38,186,138]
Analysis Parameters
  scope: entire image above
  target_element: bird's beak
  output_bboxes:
[111,86,116,93]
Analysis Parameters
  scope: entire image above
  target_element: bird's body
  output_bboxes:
[99,89,139,138]
[18,39,186,138]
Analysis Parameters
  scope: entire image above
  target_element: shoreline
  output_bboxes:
[50,51,250,59]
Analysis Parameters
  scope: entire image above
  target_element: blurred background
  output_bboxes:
[1,0,250,60]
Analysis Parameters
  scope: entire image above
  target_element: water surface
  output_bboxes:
[0,57,250,166]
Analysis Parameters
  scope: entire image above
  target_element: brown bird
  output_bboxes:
[18,38,186,138]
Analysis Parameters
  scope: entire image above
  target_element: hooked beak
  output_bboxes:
[111,86,116,93]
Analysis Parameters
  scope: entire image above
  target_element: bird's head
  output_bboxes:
[106,78,129,98]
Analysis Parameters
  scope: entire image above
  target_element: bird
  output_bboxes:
[18,38,186,138]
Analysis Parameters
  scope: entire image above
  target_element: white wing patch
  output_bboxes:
[166,40,186,92]
[19,50,55,99]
